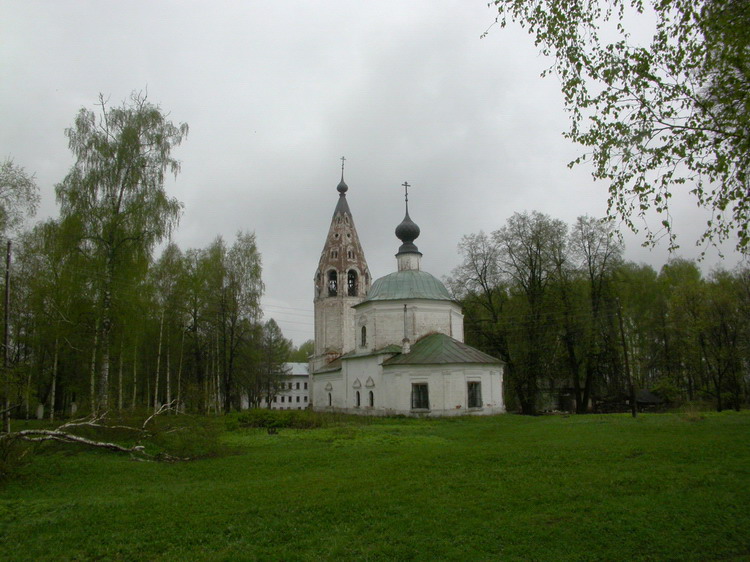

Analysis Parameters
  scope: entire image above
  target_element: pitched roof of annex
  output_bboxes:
[383,333,501,366]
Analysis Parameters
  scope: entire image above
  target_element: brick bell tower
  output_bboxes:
[311,159,370,372]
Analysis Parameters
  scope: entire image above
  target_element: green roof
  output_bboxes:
[383,333,502,366]
[356,270,453,305]
[339,344,403,360]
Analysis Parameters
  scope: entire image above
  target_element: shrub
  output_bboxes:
[231,409,330,430]
[0,435,33,482]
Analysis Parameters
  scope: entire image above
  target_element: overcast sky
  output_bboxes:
[1,0,745,345]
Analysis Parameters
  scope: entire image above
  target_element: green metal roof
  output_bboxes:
[356,270,453,304]
[383,333,502,366]
[339,344,403,360]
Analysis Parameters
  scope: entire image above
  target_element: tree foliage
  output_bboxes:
[0,92,299,427]
[489,0,750,251]
[55,91,188,410]
[0,158,40,237]
[452,211,748,413]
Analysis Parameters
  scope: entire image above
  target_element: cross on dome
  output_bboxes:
[337,156,348,194]
[395,180,420,256]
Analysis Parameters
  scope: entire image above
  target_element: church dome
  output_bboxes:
[337,177,348,194]
[360,270,453,303]
[395,212,420,251]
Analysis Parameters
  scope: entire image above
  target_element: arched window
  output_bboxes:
[328,393,332,407]
[368,391,374,408]
[356,391,361,408]
[327,270,337,296]
[348,270,358,296]
[361,326,367,347]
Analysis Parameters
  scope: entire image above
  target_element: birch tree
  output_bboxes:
[489,0,750,251]
[56,91,187,411]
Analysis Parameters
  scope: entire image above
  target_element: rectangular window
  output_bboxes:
[304,396,308,402]
[411,383,429,410]
[296,396,300,403]
[468,381,482,409]
[273,397,277,403]
[280,396,285,403]
[296,382,300,390]
[304,382,308,390]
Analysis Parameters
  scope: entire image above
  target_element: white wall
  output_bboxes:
[354,299,464,352]
[312,356,504,417]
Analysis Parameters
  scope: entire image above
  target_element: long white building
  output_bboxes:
[260,362,310,410]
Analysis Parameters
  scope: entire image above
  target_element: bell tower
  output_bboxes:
[311,159,370,371]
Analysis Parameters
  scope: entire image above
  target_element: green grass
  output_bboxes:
[2,412,749,560]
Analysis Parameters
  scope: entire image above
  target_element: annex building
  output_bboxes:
[260,362,309,410]
[310,169,505,416]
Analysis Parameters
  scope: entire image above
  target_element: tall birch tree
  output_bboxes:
[56,92,187,411]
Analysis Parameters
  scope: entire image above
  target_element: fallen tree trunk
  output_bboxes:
[1,402,187,462]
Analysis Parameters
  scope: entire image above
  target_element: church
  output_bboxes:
[309,167,505,416]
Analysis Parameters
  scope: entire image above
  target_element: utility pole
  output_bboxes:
[617,298,637,418]
[3,240,11,432]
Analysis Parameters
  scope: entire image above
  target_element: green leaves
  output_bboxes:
[0,158,40,238]
[491,0,750,253]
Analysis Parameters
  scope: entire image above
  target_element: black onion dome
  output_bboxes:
[395,211,420,254]
[337,176,349,194]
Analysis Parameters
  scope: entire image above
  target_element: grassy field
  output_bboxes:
[1,411,749,561]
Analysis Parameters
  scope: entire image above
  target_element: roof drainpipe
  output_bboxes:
[401,304,411,354]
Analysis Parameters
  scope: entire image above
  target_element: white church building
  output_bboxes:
[310,169,505,416]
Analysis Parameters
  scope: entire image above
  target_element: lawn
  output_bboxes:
[1,412,749,560]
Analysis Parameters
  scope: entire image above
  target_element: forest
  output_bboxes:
[1,93,295,428]
[450,212,749,414]
[1,92,748,426]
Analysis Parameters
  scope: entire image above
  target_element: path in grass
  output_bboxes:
[2,412,749,560]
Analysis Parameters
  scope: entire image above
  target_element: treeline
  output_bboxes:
[1,92,294,423]
[449,211,749,414]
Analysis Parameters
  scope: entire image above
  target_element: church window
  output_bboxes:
[369,391,374,408]
[347,250,352,259]
[468,382,482,409]
[361,326,367,347]
[347,270,358,296]
[411,383,429,410]
[328,270,338,296]
[331,250,338,258]
[328,393,332,406]
[355,391,361,408]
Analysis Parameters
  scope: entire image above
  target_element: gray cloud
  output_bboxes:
[1,0,743,344]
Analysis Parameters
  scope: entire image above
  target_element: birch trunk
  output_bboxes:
[165,331,171,413]
[154,310,164,413]
[176,330,184,412]
[118,336,124,411]
[131,341,138,410]
[49,336,59,422]
[215,333,222,414]
[98,261,114,411]
[89,319,99,414]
